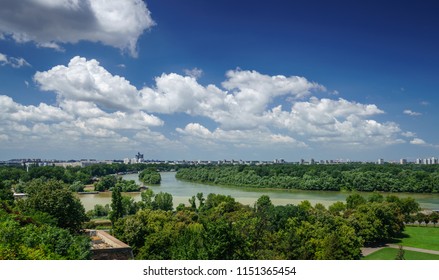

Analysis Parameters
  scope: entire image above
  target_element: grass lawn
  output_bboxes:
[363,248,439,260]
[396,226,439,251]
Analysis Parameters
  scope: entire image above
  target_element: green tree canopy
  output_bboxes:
[0,204,90,260]
[94,175,117,192]
[153,192,173,211]
[22,179,88,233]
[109,185,124,224]
[0,180,13,203]
[139,168,161,185]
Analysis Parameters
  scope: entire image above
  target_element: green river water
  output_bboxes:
[78,172,439,211]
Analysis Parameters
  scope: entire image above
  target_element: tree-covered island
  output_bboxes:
[139,168,161,185]
[176,163,439,192]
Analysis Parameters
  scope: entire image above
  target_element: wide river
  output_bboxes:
[78,172,439,211]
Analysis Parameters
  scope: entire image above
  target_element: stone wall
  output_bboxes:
[87,230,134,260]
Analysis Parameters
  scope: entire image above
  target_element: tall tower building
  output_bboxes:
[135,152,144,163]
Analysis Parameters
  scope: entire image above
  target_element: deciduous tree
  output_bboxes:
[23,179,88,233]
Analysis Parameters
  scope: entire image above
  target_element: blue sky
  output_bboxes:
[0,0,438,162]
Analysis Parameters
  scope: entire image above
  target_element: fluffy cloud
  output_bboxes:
[140,73,225,115]
[0,86,165,156]
[139,69,325,130]
[1,56,410,158]
[262,97,402,146]
[34,56,140,111]
[0,52,31,68]
[35,57,326,129]
[0,95,71,122]
[0,0,154,56]
[176,123,307,149]
[1,56,168,158]
[222,69,325,100]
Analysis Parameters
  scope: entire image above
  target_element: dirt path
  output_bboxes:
[362,244,439,256]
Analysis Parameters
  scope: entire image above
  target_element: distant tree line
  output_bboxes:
[0,163,176,183]
[176,163,439,193]
[0,163,175,193]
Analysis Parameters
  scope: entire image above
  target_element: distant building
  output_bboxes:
[135,152,144,163]
[413,157,438,165]
[377,158,385,165]
[400,158,407,165]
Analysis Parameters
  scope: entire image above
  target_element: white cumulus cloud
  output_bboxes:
[0,56,414,158]
[34,56,140,111]
[0,0,155,56]
[139,69,325,130]
[176,123,307,149]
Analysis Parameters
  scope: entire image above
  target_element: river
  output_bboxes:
[78,172,439,211]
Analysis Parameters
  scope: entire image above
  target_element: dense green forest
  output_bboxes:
[0,179,90,259]
[0,163,437,260]
[176,163,439,193]
[5,162,439,193]
[112,191,421,260]
[0,175,429,260]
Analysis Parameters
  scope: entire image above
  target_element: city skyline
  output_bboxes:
[3,153,439,166]
[1,0,439,161]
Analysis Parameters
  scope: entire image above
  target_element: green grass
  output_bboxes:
[362,226,439,260]
[363,248,439,260]
[396,226,439,251]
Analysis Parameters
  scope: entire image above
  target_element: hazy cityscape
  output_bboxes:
[2,153,439,168]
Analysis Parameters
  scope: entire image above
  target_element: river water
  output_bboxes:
[78,172,439,211]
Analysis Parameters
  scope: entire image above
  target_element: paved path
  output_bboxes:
[361,246,387,257]
[387,244,439,255]
[362,244,439,256]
